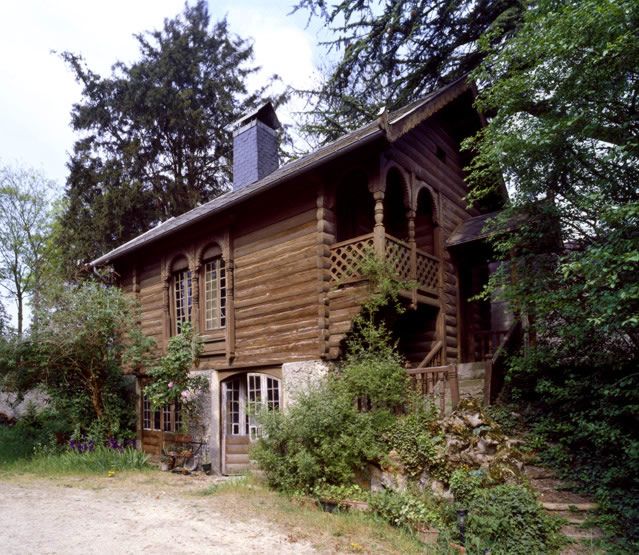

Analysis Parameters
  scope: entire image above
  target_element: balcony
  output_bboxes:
[329,232,440,297]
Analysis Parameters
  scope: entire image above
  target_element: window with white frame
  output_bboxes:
[142,394,182,433]
[202,245,226,330]
[172,260,192,335]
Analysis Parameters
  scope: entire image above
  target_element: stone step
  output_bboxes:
[226,436,250,445]
[561,525,603,541]
[224,463,251,475]
[555,511,589,525]
[542,502,599,512]
[226,443,250,455]
[226,453,250,464]
[457,361,486,380]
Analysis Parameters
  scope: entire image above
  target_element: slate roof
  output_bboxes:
[92,77,471,266]
[446,212,500,247]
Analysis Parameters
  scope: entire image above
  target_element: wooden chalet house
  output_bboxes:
[92,78,513,474]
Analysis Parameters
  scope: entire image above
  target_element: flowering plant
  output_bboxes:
[143,324,208,431]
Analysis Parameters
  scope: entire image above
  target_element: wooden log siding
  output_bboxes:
[233,206,321,364]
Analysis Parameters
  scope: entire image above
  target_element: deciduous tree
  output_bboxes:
[0,165,56,336]
[466,0,638,544]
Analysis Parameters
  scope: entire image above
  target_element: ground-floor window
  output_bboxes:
[142,394,182,433]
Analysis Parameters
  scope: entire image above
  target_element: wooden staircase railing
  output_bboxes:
[416,340,443,369]
[406,364,460,414]
[483,321,523,404]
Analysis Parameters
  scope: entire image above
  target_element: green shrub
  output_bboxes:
[339,351,408,413]
[0,406,68,464]
[368,490,442,531]
[252,378,386,491]
[448,468,486,504]
[385,400,440,477]
[463,484,563,555]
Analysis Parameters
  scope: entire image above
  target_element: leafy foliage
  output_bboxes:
[0,164,57,335]
[385,400,439,477]
[368,489,442,531]
[0,406,68,464]
[0,283,151,441]
[293,0,523,144]
[143,323,207,431]
[57,1,287,275]
[464,484,564,555]
[252,378,386,491]
[465,0,638,548]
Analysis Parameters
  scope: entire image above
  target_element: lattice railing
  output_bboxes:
[384,236,412,282]
[329,233,375,283]
[329,232,440,292]
[416,249,439,293]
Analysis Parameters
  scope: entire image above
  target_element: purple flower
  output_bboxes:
[168,381,174,389]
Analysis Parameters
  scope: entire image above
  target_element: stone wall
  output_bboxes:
[281,360,330,407]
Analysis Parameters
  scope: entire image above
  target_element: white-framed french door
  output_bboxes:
[221,373,281,474]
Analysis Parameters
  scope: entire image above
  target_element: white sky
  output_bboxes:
[0,0,328,327]
[0,0,324,188]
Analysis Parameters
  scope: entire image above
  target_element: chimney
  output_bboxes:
[232,102,281,190]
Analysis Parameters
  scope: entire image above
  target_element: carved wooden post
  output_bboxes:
[161,266,171,348]
[435,194,447,364]
[407,209,417,307]
[225,259,235,364]
[373,190,385,259]
[189,256,200,334]
[224,229,236,364]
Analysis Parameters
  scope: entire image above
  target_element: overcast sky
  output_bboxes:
[0,0,325,189]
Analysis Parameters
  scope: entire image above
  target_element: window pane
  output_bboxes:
[143,395,151,430]
[174,269,192,334]
[204,258,226,330]
[163,405,172,432]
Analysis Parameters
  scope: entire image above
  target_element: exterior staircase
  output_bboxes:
[456,361,487,400]
[525,465,603,553]
[224,436,251,475]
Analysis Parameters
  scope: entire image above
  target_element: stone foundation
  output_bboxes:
[281,360,330,407]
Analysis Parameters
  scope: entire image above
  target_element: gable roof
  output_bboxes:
[92,77,473,267]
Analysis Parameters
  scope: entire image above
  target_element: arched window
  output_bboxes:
[171,256,191,335]
[201,244,226,330]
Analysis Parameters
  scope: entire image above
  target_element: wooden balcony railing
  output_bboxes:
[329,232,440,293]
[406,364,460,414]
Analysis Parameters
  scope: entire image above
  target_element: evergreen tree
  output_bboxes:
[59,1,285,276]
[293,0,523,144]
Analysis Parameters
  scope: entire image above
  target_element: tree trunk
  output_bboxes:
[90,377,104,420]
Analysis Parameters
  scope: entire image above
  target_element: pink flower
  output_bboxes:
[168,381,174,389]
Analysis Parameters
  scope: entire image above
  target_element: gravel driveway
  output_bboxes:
[0,476,316,554]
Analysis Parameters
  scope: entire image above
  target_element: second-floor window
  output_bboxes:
[204,257,226,330]
[173,267,192,335]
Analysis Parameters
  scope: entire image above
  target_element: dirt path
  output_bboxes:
[0,476,316,554]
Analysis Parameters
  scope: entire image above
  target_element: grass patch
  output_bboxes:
[0,446,150,476]
[191,475,432,554]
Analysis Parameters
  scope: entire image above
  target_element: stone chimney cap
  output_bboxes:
[232,102,281,134]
